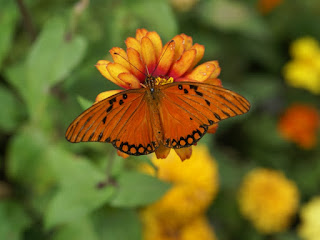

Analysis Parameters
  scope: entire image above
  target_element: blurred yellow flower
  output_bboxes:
[141,145,219,226]
[298,196,320,240]
[238,168,299,234]
[170,0,199,12]
[140,145,218,239]
[283,37,320,94]
[278,104,319,149]
[141,212,217,240]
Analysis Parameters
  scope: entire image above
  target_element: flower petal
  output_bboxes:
[127,48,145,82]
[110,47,131,70]
[118,72,141,89]
[96,60,118,85]
[125,37,141,54]
[174,147,192,161]
[155,144,171,159]
[117,150,129,159]
[207,60,221,78]
[136,28,148,42]
[95,90,124,103]
[184,62,216,82]
[207,124,219,134]
[107,62,132,89]
[180,33,193,50]
[153,40,175,76]
[141,37,157,74]
[204,78,222,86]
[171,35,185,62]
[147,31,163,60]
[188,43,205,71]
[168,49,196,79]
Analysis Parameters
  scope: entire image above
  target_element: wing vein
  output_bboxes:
[112,94,147,141]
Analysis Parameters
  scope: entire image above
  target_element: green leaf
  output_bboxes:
[7,127,54,191]
[45,148,115,229]
[242,74,282,107]
[93,207,142,240]
[130,0,178,40]
[110,171,171,207]
[27,17,87,87]
[0,1,18,70]
[0,200,31,240]
[25,17,87,120]
[201,0,269,38]
[0,84,24,132]
[52,217,99,240]
[4,62,27,105]
[6,126,57,215]
[77,95,93,110]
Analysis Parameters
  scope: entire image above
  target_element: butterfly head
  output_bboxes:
[145,75,174,93]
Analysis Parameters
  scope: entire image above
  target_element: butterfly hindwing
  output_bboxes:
[159,82,250,148]
[65,89,159,155]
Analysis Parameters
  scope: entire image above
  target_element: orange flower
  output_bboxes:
[257,0,283,15]
[278,104,320,149]
[95,29,222,160]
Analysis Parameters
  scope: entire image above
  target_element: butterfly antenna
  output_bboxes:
[113,52,146,76]
[145,64,150,76]
[151,39,175,76]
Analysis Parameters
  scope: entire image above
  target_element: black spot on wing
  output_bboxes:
[214,113,221,121]
[88,132,94,141]
[106,105,113,113]
[98,132,103,141]
[102,116,107,124]
[109,98,116,104]
[189,85,198,90]
[195,91,203,96]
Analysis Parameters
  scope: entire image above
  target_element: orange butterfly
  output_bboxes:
[65,29,250,160]
[66,77,250,155]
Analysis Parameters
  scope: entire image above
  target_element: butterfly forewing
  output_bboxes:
[159,82,250,148]
[65,89,159,155]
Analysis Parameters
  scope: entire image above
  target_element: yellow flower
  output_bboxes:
[141,145,219,226]
[94,28,222,161]
[170,0,199,12]
[141,213,217,240]
[283,37,320,94]
[238,168,299,234]
[298,196,320,240]
[278,104,320,149]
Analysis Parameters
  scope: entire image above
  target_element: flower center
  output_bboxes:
[155,76,174,85]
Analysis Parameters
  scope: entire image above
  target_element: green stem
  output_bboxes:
[15,0,37,41]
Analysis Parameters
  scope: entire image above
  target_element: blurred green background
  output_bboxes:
[1,0,320,239]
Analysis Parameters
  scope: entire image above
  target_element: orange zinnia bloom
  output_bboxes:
[257,0,283,15]
[95,29,222,160]
[278,104,320,149]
